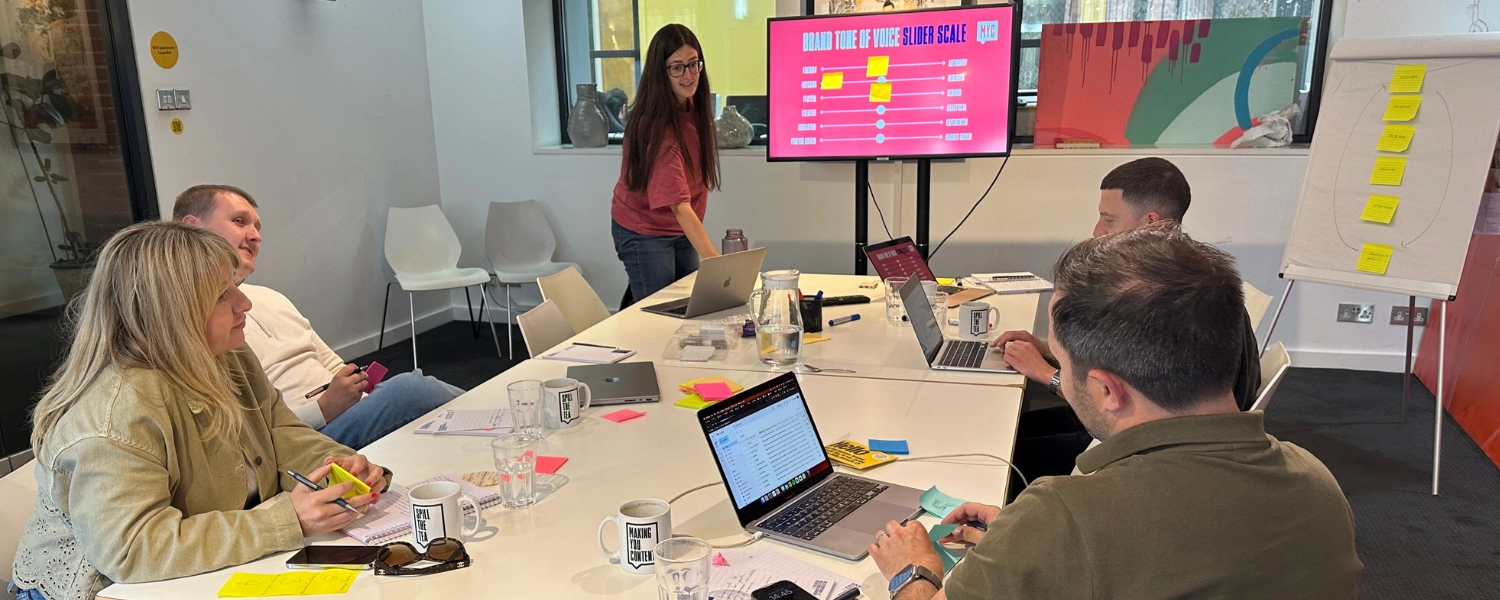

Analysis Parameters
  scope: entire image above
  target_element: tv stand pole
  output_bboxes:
[916,158,932,260]
[854,159,870,275]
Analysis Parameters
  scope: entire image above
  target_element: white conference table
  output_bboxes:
[99,361,1022,600]
[563,274,1040,388]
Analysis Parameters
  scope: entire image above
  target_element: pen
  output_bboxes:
[828,314,861,327]
[305,365,365,399]
[285,470,360,513]
[571,342,617,349]
[832,587,862,600]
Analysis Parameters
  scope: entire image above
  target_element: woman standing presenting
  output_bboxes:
[611,23,721,305]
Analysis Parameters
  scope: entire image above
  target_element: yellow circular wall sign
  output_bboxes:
[171,118,183,135]
[150,31,178,69]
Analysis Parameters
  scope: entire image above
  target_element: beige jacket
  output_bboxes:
[12,347,356,600]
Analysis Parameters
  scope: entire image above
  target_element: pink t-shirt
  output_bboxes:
[611,110,709,236]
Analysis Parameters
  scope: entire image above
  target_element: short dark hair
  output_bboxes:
[1050,226,1243,412]
[1100,157,1190,222]
[173,184,257,220]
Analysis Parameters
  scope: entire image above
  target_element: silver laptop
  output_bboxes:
[565,362,660,406]
[900,277,1017,373]
[641,248,767,318]
[697,372,923,561]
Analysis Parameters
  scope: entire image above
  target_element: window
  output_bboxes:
[554,0,779,144]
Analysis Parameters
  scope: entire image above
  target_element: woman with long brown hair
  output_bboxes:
[611,23,722,304]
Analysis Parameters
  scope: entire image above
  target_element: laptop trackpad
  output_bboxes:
[835,499,917,538]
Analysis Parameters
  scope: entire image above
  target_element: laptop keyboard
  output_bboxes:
[938,340,988,369]
[759,477,887,541]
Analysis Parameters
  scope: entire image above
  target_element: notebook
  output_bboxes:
[340,473,501,545]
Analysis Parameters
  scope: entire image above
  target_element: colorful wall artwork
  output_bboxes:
[1034,17,1308,148]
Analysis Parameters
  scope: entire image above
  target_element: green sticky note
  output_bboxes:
[928,524,964,572]
[675,394,715,410]
[920,486,966,519]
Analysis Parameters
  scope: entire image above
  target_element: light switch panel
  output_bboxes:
[173,89,191,110]
[156,89,176,110]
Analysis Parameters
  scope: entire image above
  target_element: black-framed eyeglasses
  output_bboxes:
[374,538,471,576]
[666,60,704,78]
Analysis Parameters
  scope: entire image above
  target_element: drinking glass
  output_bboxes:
[508,380,545,439]
[491,433,538,510]
[883,277,909,325]
[654,537,712,600]
[928,291,949,332]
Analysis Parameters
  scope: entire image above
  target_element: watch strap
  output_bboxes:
[891,564,942,598]
[1047,369,1062,396]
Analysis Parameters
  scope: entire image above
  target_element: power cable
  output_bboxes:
[929,156,1010,259]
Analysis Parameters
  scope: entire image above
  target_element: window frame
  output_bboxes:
[553,0,642,146]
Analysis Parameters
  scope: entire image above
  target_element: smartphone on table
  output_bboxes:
[286,545,381,570]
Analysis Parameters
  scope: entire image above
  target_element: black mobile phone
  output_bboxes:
[286,545,381,570]
[752,580,820,600]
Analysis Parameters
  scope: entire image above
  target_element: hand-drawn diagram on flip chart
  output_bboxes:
[1281,34,1500,299]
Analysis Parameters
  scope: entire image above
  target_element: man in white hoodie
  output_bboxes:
[175,184,461,448]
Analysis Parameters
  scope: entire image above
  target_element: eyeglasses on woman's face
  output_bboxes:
[666,59,704,78]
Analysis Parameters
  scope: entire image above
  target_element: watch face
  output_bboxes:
[888,567,915,594]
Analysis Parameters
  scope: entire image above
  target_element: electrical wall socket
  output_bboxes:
[1392,306,1430,326]
[1338,303,1376,323]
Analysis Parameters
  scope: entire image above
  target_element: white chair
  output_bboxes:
[486,201,579,358]
[1243,282,1274,332]
[380,205,501,368]
[1,461,40,594]
[516,300,576,359]
[537,266,611,334]
[1250,341,1292,412]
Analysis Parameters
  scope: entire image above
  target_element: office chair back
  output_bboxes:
[385,205,465,279]
[486,200,558,274]
[517,300,577,358]
[538,266,611,333]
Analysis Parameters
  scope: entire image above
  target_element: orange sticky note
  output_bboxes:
[821,71,843,90]
[869,81,892,102]
[1357,243,1395,275]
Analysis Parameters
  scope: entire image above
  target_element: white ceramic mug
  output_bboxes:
[408,481,481,552]
[958,301,1001,341]
[597,498,672,574]
[543,378,592,429]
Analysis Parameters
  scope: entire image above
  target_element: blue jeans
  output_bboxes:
[10,582,45,600]
[612,220,700,302]
[318,369,463,449]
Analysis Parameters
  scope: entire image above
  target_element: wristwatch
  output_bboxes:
[888,564,942,599]
[1047,369,1062,396]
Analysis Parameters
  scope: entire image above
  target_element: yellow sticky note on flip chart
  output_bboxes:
[1361,195,1401,224]
[1389,64,1427,93]
[1383,96,1421,121]
[1376,125,1416,153]
[1370,156,1407,186]
[821,71,843,90]
[869,81,892,102]
[1357,243,1395,275]
[866,55,890,77]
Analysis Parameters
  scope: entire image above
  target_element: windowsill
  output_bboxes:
[534,143,1311,158]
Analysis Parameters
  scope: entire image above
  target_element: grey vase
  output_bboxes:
[716,105,753,149]
[568,84,609,148]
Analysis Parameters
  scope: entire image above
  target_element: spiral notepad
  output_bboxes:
[340,473,501,545]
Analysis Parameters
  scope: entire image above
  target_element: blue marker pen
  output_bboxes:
[828,314,861,327]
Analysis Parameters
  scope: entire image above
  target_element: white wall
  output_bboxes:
[129,0,449,358]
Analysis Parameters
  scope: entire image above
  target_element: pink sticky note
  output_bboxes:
[712,552,729,567]
[602,409,646,423]
[694,382,735,401]
[535,456,568,475]
[362,362,388,393]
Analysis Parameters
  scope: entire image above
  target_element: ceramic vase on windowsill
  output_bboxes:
[716,105,753,149]
[568,83,609,148]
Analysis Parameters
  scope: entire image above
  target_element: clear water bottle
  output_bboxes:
[722,229,748,254]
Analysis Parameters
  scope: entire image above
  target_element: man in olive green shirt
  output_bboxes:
[869,227,1362,600]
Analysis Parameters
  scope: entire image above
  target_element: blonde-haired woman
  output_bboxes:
[10,221,388,600]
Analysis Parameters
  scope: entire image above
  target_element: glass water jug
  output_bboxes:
[747,270,803,367]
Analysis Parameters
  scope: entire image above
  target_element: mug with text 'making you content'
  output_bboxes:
[598,498,672,574]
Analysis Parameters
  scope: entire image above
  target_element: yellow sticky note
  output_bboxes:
[820,71,843,90]
[675,394,715,410]
[1390,64,1426,93]
[1370,156,1407,186]
[1357,243,1395,275]
[866,55,889,77]
[803,333,830,344]
[219,573,278,597]
[265,572,316,596]
[1361,194,1401,224]
[869,81,892,102]
[1376,125,1416,153]
[1383,95,1421,121]
[302,570,358,595]
[327,463,370,500]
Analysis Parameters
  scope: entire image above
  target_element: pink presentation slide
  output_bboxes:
[767,6,1015,161]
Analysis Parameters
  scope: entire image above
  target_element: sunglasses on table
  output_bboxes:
[374,538,471,576]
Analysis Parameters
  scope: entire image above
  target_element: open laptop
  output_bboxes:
[900,277,1016,373]
[863,237,993,306]
[641,248,766,318]
[697,372,923,560]
[565,361,660,405]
